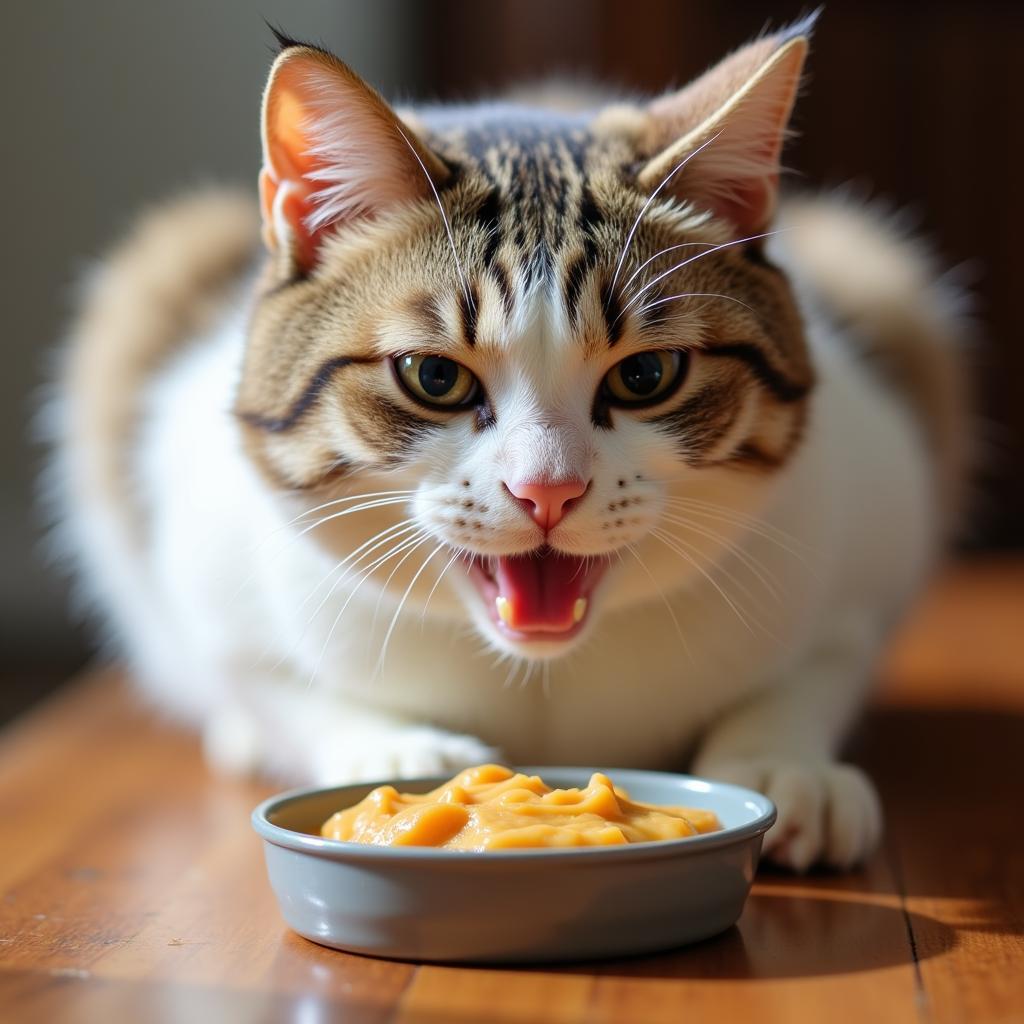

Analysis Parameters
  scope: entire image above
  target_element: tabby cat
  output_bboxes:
[54,14,966,869]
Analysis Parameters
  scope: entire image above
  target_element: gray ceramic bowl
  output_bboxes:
[252,766,775,963]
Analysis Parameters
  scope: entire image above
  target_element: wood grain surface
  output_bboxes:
[2,559,1023,1023]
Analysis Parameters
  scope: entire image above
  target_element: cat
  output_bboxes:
[51,13,968,870]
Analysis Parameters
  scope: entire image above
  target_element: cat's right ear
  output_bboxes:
[259,42,450,275]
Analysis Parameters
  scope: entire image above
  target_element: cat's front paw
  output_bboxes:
[699,759,882,871]
[311,725,502,786]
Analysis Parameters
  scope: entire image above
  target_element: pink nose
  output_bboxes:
[506,479,589,531]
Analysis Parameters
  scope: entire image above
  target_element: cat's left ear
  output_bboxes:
[259,39,450,274]
[637,15,815,233]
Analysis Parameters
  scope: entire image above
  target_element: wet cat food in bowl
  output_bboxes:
[252,766,775,963]
[320,764,723,849]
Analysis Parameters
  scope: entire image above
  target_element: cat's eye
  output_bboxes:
[395,354,480,408]
[602,350,687,406]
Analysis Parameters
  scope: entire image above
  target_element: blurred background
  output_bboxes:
[2,1,1020,721]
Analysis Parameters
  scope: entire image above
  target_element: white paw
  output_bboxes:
[698,759,882,871]
[311,726,502,786]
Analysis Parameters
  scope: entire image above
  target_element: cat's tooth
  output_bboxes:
[573,597,588,623]
[495,596,512,624]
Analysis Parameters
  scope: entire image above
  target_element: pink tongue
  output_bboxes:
[495,552,587,632]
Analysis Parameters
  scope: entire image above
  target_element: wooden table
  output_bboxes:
[2,560,1023,1023]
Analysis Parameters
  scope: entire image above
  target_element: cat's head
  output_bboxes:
[236,19,816,659]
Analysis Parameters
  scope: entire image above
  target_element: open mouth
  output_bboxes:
[466,548,608,642]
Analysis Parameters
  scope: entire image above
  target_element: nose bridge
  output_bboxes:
[504,417,591,486]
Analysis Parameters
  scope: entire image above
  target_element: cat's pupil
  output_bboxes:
[620,353,663,395]
[419,356,459,397]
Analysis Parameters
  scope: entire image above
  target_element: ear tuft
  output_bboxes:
[770,7,822,48]
[264,23,334,60]
[265,23,303,54]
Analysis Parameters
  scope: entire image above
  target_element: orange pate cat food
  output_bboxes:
[319,764,722,850]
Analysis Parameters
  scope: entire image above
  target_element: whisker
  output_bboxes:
[650,528,757,636]
[635,291,758,320]
[421,546,464,625]
[253,518,419,671]
[663,497,814,563]
[290,520,421,644]
[376,542,447,677]
[619,241,718,296]
[394,123,474,313]
[622,544,691,661]
[655,526,783,646]
[618,229,786,323]
[229,491,415,607]
[285,489,416,529]
[306,529,430,689]
[606,132,722,310]
[292,496,411,544]
[659,513,782,600]
[369,531,437,640]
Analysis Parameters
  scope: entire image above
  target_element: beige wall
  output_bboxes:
[1,1,421,663]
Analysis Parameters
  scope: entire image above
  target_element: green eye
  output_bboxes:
[602,350,686,406]
[395,354,479,408]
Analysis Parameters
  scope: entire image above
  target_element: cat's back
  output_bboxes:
[51,189,259,648]
[60,189,258,536]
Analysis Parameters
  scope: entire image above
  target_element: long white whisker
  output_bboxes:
[659,513,782,599]
[307,529,429,689]
[421,547,463,624]
[650,528,756,636]
[636,292,758,319]
[285,490,416,529]
[663,497,814,562]
[394,124,474,313]
[292,520,421,639]
[606,132,722,308]
[656,526,780,641]
[620,242,717,296]
[376,542,447,677]
[622,544,691,661]
[618,230,786,322]
[293,496,411,543]
[254,518,419,671]
[229,492,415,608]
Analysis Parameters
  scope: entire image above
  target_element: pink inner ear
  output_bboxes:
[260,49,440,273]
[640,37,807,234]
[711,187,773,235]
[259,168,323,274]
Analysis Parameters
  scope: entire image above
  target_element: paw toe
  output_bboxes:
[762,766,826,872]
[699,758,882,871]
[824,764,883,869]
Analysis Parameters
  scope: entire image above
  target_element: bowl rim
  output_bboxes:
[251,766,777,864]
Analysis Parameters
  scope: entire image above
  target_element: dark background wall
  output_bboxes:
[3,2,1019,716]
